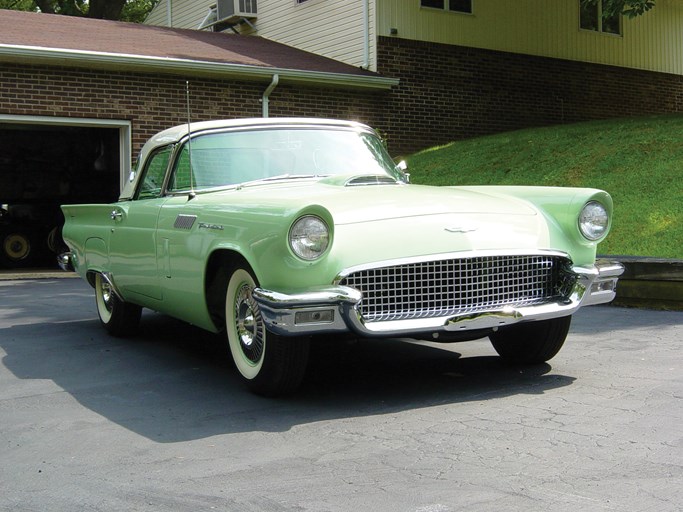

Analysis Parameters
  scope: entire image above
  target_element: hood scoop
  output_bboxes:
[345,175,398,187]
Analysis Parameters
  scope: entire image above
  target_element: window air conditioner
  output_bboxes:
[216,0,257,20]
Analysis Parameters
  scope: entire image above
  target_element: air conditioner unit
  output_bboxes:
[216,0,257,21]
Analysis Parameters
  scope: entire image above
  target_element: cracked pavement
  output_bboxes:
[1,278,681,511]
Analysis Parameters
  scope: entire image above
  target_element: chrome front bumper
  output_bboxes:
[253,259,625,338]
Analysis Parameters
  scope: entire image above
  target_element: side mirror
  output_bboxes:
[396,160,410,183]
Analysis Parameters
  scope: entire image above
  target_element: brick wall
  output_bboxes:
[0,63,389,156]
[5,42,683,159]
[378,36,683,155]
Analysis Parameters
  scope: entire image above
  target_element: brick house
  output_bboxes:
[146,0,683,153]
[0,9,396,267]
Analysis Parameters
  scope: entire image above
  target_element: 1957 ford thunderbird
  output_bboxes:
[60,118,624,396]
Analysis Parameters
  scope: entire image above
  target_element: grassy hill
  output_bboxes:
[404,115,683,259]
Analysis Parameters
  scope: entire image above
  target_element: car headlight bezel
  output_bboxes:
[578,201,610,241]
[289,215,330,261]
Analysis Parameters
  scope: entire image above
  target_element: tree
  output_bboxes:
[582,0,656,19]
[0,0,160,23]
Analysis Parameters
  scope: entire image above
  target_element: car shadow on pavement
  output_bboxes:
[1,304,575,443]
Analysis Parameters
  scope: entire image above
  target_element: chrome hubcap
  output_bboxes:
[101,281,114,312]
[234,283,265,363]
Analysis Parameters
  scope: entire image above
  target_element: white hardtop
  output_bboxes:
[146,118,372,150]
[121,117,374,200]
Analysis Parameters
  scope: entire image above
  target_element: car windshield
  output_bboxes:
[167,127,401,192]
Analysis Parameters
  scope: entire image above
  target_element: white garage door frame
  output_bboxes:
[0,114,132,192]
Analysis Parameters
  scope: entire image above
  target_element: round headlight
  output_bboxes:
[289,215,330,260]
[579,201,609,241]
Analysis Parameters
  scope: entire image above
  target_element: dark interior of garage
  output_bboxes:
[0,124,120,269]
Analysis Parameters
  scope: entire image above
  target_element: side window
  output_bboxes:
[579,0,621,35]
[420,0,472,14]
[169,145,192,192]
[136,146,172,200]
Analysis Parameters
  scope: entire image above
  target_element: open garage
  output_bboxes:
[0,117,130,269]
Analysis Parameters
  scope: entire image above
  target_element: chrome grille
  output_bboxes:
[338,255,573,322]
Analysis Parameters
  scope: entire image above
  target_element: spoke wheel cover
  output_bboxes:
[226,269,266,380]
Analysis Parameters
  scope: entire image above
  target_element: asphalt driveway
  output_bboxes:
[1,278,681,511]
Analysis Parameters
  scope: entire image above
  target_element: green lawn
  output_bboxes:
[404,115,683,259]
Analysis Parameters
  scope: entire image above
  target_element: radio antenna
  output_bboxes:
[185,80,196,199]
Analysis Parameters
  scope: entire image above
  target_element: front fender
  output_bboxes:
[457,186,613,266]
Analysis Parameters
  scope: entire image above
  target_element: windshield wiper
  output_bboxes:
[249,174,329,184]
[265,173,328,181]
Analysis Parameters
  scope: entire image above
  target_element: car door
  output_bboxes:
[108,145,173,301]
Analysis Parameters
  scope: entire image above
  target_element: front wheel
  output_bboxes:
[225,267,310,396]
[489,316,572,364]
[95,273,142,337]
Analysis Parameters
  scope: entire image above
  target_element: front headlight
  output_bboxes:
[578,201,609,241]
[289,215,330,260]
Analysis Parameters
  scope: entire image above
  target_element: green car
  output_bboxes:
[60,118,624,396]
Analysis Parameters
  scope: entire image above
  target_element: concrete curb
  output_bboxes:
[610,257,683,311]
[0,269,78,280]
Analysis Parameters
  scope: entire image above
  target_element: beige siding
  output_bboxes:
[145,0,215,29]
[144,0,683,76]
[145,0,376,70]
[377,0,683,75]
[250,0,374,70]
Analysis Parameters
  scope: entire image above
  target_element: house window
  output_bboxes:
[580,0,621,35]
[420,0,472,14]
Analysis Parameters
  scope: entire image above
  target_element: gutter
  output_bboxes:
[362,0,370,69]
[0,44,399,90]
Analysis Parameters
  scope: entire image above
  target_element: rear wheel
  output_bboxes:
[95,273,141,337]
[225,267,309,396]
[489,316,572,364]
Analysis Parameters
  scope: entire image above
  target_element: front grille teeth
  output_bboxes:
[339,255,574,322]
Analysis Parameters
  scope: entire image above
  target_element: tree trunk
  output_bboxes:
[34,0,56,14]
[87,0,127,20]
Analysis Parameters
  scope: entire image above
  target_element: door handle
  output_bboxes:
[110,210,122,221]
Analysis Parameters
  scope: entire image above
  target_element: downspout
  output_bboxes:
[362,0,370,69]
[166,0,173,27]
[262,74,279,118]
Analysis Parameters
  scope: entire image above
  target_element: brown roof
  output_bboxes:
[0,9,388,83]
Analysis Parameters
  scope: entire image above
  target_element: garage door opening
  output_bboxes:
[0,122,125,269]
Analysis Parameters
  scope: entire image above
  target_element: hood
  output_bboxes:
[317,181,538,224]
[204,178,539,223]
[209,178,549,265]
